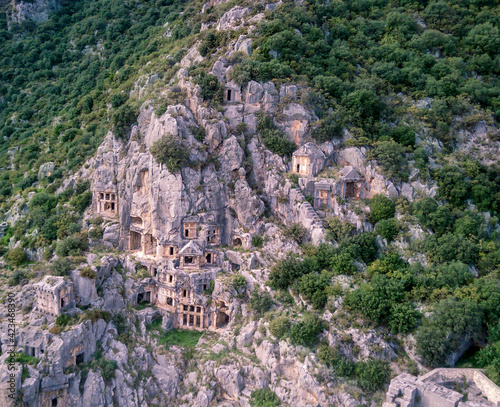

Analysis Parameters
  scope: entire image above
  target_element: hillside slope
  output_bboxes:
[0,1,500,406]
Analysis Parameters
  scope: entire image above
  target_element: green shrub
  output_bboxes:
[269,256,317,290]
[252,235,264,248]
[387,303,420,335]
[80,267,97,279]
[289,313,326,346]
[158,329,203,348]
[5,247,27,267]
[55,233,89,257]
[190,125,206,142]
[55,314,73,328]
[269,316,290,339]
[412,198,453,235]
[325,218,354,243]
[283,223,307,243]
[317,344,341,368]
[231,274,247,296]
[250,388,281,407]
[112,313,127,336]
[336,356,356,378]
[298,273,329,306]
[368,141,408,181]
[343,274,418,334]
[150,135,189,173]
[375,218,400,242]
[248,288,274,315]
[476,322,500,386]
[11,353,39,366]
[355,359,390,392]
[343,89,384,126]
[111,104,137,138]
[423,233,478,264]
[70,191,92,213]
[199,31,221,57]
[391,125,415,147]
[204,280,215,295]
[75,180,90,195]
[330,252,355,275]
[369,194,396,224]
[97,358,118,381]
[287,173,299,186]
[454,211,487,239]
[434,165,470,208]
[196,73,224,105]
[110,94,127,108]
[8,270,27,286]
[311,113,344,142]
[416,297,483,367]
[84,309,111,323]
[51,258,73,276]
[88,226,104,240]
[256,113,296,157]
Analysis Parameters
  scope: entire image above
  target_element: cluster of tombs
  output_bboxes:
[129,214,232,331]
[384,369,500,407]
[291,142,369,209]
[136,263,230,330]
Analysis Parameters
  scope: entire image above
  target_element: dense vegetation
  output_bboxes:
[1,0,500,396]
[232,0,499,138]
[0,0,194,206]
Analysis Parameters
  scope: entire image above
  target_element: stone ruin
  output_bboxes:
[313,166,365,209]
[384,369,500,407]
[225,80,242,103]
[136,263,229,330]
[33,276,75,317]
[290,142,369,209]
[94,189,118,217]
[291,142,326,178]
[128,214,230,331]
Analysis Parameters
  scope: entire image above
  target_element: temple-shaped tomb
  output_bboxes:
[128,229,158,256]
[292,142,326,178]
[313,166,365,209]
[34,276,75,316]
[204,225,221,245]
[225,81,242,103]
[95,190,118,216]
[178,241,217,269]
[339,166,364,199]
[183,216,200,239]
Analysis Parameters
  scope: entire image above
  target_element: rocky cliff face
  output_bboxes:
[8,0,60,23]
[3,2,491,407]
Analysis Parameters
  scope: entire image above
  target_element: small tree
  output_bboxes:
[355,359,390,392]
[51,258,73,276]
[269,316,290,339]
[256,113,296,157]
[5,247,27,267]
[150,135,189,173]
[283,223,307,243]
[248,288,274,315]
[289,313,326,346]
[250,388,281,407]
[369,194,396,224]
[196,73,224,105]
[375,218,400,242]
[111,104,136,138]
[368,140,408,181]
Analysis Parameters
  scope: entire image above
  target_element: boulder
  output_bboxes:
[215,366,244,399]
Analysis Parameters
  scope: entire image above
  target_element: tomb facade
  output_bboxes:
[94,189,118,217]
[33,276,75,316]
